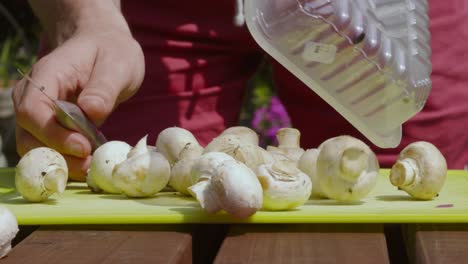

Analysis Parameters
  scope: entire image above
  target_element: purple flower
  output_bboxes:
[252,106,268,129]
[251,96,291,147]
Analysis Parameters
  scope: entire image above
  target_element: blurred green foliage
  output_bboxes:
[0,1,41,86]
[239,59,276,125]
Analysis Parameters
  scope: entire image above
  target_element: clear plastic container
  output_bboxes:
[244,0,432,148]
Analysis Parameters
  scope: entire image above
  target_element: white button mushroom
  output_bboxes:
[169,141,205,195]
[154,127,204,195]
[203,134,274,171]
[219,126,260,146]
[267,128,305,163]
[190,152,236,183]
[257,160,312,210]
[389,141,447,200]
[15,147,68,202]
[316,135,379,201]
[168,159,195,195]
[155,127,203,165]
[86,141,132,194]
[112,135,171,197]
[0,206,19,259]
[188,159,263,218]
[169,152,235,196]
[298,148,325,198]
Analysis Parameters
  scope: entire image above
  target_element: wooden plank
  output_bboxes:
[2,225,191,264]
[384,224,410,264]
[12,225,39,247]
[191,224,229,264]
[214,224,390,264]
[404,224,468,264]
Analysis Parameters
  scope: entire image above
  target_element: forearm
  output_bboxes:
[28,0,130,46]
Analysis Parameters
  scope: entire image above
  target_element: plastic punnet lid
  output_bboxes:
[244,0,432,148]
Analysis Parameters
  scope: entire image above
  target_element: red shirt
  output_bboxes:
[99,0,468,169]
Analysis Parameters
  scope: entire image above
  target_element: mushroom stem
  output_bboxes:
[188,180,222,214]
[340,147,368,182]
[43,165,68,194]
[390,158,418,187]
[277,128,301,148]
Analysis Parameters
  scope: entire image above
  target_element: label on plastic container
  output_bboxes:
[302,42,337,64]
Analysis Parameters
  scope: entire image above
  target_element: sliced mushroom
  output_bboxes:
[113,135,171,197]
[87,141,132,194]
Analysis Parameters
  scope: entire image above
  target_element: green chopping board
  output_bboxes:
[1,168,468,225]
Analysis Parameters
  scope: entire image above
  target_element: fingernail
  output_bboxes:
[80,95,104,108]
[68,142,85,157]
[79,95,106,120]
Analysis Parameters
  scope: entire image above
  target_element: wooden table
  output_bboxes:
[4,223,468,263]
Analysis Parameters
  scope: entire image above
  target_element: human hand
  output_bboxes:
[13,27,145,181]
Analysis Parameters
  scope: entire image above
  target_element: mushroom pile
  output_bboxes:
[12,125,448,219]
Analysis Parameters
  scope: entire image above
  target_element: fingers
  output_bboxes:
[12,40,97,158]
[16,126,91,181]
[67,155,91,182]
[78,37,145,124]
[13,81,92,158]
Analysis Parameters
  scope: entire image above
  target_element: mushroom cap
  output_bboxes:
[233,145,275,172]
[391,141,447,200]
[87,141,131,194]
[203,134,243,156]
[210,160,263,218]
[191,152,235,184]
[316,135,379,201]
[113,150,171,197]
[0,206,19,259]
[219,126,259,146]
[155,127,202,165]
[257,161,312,210]
[267,145,305,163]
[178,142,203,161]
[204,134,272,171]
[15,147,68,202]
[297,148,324,198]
[169,158,197,195]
